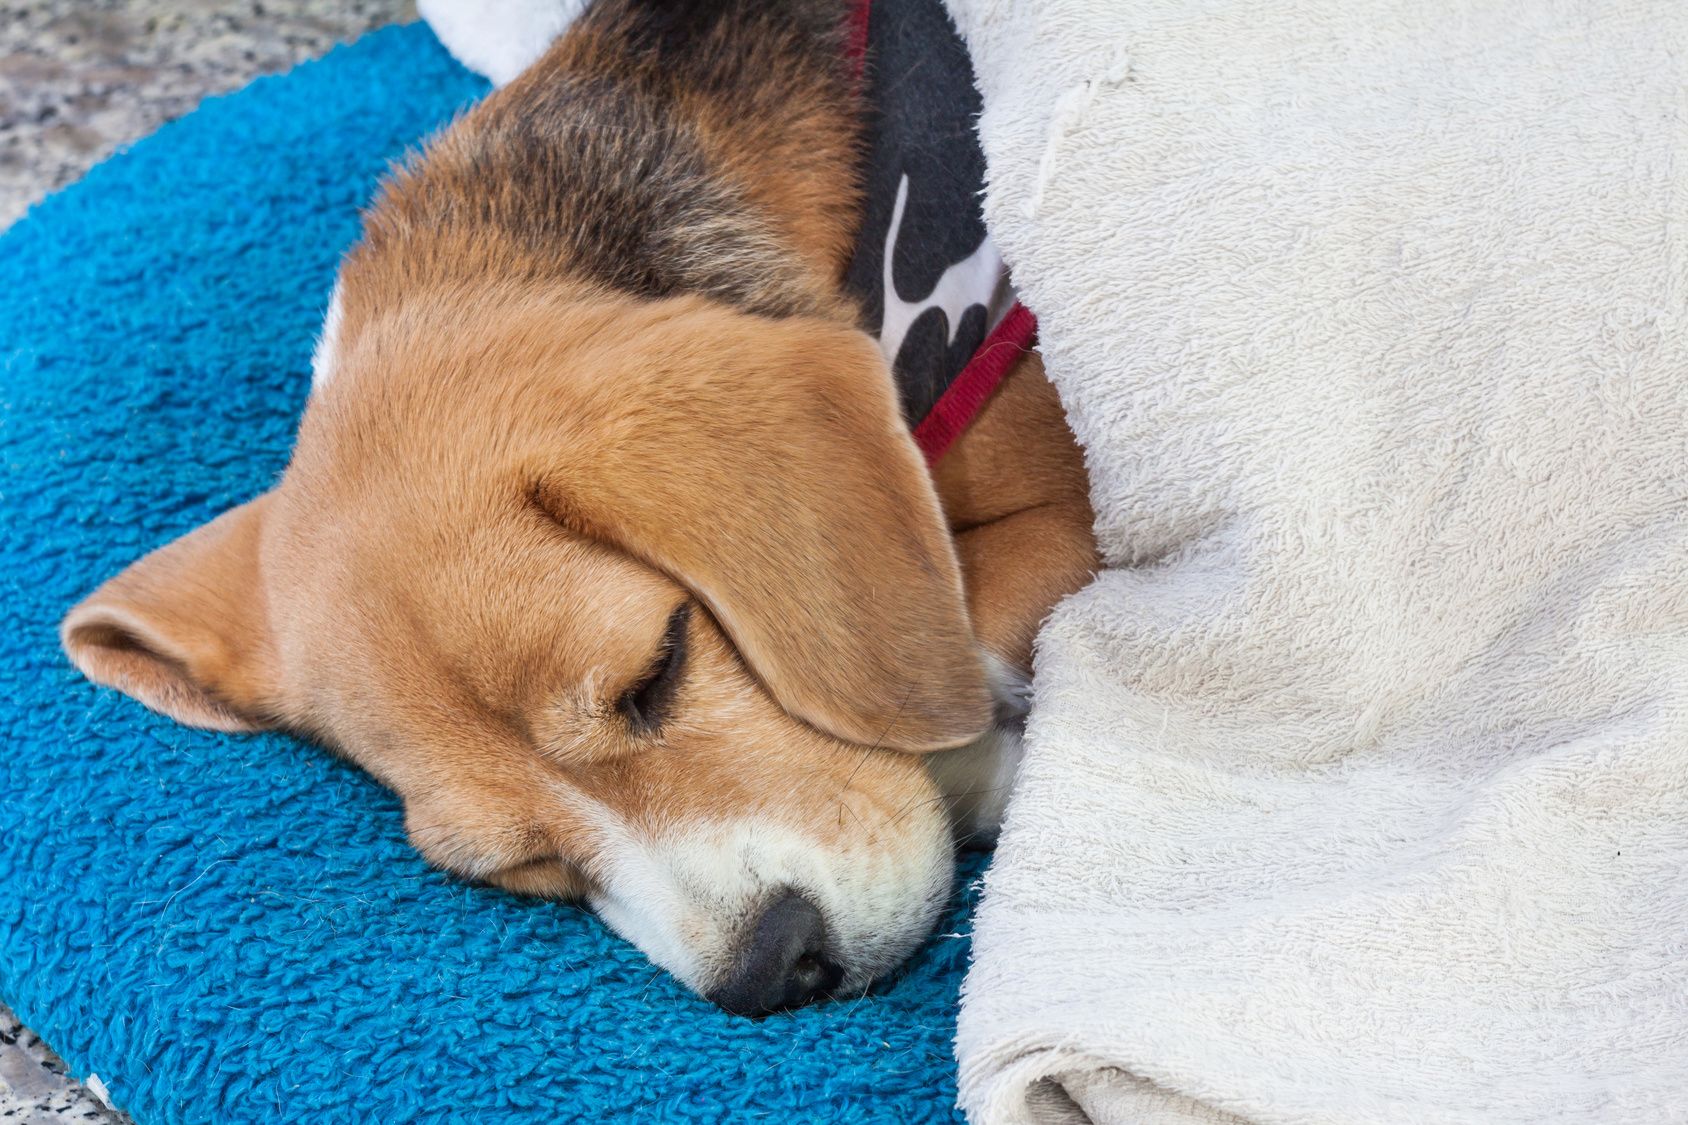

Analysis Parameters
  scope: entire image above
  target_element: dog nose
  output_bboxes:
[707,891,843,1017]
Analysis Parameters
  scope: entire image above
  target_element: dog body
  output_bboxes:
[62,0,1095,1014]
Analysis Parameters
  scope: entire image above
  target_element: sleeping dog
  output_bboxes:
[60,0,1096,1016]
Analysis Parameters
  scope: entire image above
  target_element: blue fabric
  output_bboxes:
[0,24,982,1124]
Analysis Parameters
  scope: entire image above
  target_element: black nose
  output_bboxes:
[707,891,844,1017]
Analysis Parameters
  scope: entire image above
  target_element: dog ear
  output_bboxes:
[61,494,280,733]
[535,303,991,752]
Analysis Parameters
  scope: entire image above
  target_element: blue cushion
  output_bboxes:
[0,24,981,1124]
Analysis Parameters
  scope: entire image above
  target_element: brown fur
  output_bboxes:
[60,0,1097,998]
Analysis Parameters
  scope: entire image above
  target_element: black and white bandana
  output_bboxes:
[843,0,1034,460]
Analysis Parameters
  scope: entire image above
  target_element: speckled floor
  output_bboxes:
[0,1004,122,1124]
[0,3,414,1116]
[1,0,415,228]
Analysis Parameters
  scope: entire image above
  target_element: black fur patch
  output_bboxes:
[368,0,857,321]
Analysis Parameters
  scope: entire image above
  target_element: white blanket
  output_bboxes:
[945,1,1688,1122]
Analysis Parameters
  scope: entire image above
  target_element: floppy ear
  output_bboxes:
[535,304,991,751]
[61,494,280,733]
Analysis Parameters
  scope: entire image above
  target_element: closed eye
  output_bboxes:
[617,603,690,735]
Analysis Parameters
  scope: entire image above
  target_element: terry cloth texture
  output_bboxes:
[944,1,1688,1123]
[0,24,984,1125]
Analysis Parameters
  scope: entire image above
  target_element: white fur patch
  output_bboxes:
[558,783,953,996]
[926,724,1026,848]
[309,279,344,392]
[925,651,1034,845]
[982,650,1033,721]
[418,0,589,87]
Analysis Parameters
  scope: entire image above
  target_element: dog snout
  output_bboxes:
[707,890,843,1017]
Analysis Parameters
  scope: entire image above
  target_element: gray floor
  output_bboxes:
[0,1004,124,1124]
[0,2,414,1117]
[1,0,415,227]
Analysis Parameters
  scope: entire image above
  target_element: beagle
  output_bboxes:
[60,0,1097,1016]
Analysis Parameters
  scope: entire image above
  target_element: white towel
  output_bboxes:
[417,0,587,87]
[945,1,1688,1122]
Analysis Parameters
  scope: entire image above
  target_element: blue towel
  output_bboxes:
[0,25,981,1124]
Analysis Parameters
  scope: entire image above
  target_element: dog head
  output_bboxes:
[61,283,992,1014]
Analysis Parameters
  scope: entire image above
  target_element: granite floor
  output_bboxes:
[1,3,414,1117]
[0,1005,123,1125]
[1,0,415,228]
